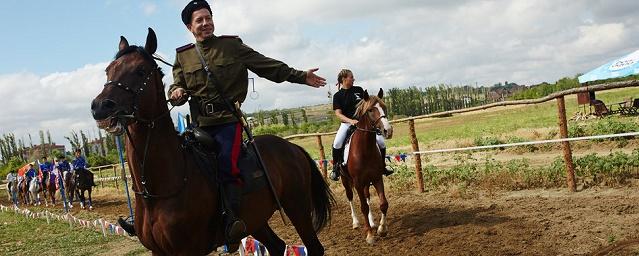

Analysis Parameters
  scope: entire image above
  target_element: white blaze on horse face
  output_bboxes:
[374,103,393,139]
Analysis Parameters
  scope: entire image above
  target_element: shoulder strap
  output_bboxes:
[176,43,195,53]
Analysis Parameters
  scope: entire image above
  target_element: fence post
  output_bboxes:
[409,119,424,192]
[556,96,576,192]
[98,168,104,188]
[316,135,327,178]
[113,165,119,190]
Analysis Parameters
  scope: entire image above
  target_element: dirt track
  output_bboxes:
[3,184,639,255]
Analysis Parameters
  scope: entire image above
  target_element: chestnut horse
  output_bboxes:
[42,170,58,206]
[90,28,334,255]
[339,89,392,244]
[18,177,29,206]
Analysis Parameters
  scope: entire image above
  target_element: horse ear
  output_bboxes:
[378,88,384,99]
[363,90,370,101]
[145,27,157,55]
[119,36,129,51]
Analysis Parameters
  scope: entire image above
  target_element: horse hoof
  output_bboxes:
[89,206,93,210]
[377,226,388,237]
[366,233,375,245]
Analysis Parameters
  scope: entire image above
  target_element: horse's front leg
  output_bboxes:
[50,188,56,206]
[355,185,374,245]
[342,177,360,229]
[76,190,84,209]
[88,189,93,210]
[372,179,388,237]
[364,186,376,228]
[43,190,49,207]
[67,189,74,208]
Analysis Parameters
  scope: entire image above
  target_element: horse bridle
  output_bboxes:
[356,108,386,135]
[105,47,187,200]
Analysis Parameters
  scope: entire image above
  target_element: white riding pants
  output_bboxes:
[332,123,385,149]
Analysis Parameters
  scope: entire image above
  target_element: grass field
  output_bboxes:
[0,210,146,256]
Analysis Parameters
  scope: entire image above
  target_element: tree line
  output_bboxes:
[0,129,122,177]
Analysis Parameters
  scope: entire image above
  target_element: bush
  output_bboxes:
[474,136,504,147]
[0,156,27,179]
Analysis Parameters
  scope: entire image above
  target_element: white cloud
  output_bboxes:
[0,64,107,151]
[142,2,158,16]
[4,0,639,153]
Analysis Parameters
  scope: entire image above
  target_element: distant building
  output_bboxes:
[22,144,66,160]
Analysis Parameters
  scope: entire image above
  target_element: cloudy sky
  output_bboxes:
[1,0,638,151]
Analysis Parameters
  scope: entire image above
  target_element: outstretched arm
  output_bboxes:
[304,68,326,88]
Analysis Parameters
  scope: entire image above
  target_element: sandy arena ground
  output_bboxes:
[3,182,639,255]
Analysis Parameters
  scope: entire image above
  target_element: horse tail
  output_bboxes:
[295,145,335,233]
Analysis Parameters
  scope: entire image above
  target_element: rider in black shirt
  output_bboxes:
[330,69,393,181]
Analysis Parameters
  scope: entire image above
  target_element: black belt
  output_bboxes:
[200,102,230,116]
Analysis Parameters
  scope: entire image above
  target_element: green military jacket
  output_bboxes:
[168,35,308,126]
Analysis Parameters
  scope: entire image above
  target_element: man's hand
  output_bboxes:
[305,68,326,88]
[169,88,188,106]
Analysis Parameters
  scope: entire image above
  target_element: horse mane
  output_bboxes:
[114,45,165,78]
[354,96,386,119]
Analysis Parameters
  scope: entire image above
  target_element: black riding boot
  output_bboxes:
[380,147,394,176]
[222,184,246,242]
[330,147,343,181]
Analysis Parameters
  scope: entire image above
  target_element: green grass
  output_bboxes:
[0,211,146,255]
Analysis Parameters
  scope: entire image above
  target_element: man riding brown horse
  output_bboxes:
[168,0,327,242]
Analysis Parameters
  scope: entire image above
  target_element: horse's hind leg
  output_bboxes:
[251,224,286,256]
[372,179,389,237]
[342,177,360,229]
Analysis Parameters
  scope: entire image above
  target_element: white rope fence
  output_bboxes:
[413,132,639,155]
[0,204,128,237]
[94,175,131,182]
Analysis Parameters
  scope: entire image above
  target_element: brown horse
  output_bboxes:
[41,171,58,206]
[18,177,29,206]
[339,89,392,244]
[63,170,76,208]
[90,28,334,255]
[74,169,94,210]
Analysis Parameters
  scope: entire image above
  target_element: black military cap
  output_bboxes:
[181,0,212,25]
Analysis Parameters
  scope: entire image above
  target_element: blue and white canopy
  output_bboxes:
[578,49,639,84]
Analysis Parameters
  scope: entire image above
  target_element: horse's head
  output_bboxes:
[91,28,165,135]
[355,88,393,139]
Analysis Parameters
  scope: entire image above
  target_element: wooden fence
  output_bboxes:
[284,80,639,192]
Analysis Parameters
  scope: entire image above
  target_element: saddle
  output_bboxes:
[340,125,357,165]
[184,127,267,194]
[342,125,357,148]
